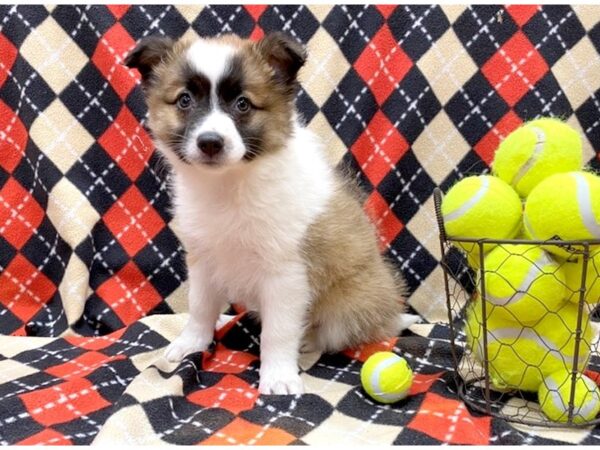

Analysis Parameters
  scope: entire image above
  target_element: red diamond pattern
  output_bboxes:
[202,343,259,374]
[410,372,443,395]
[107,4,130,20]
[506,5,539,27]
[103,185,165,257]
[408,392,492,445]
[92,22,137,101]
[188,374,258,414]
[99,106,153,181]
[96,260,162,324]
[351,111,409,187]
[481,31,549,107]
[45,352,127,380]
[0,32,17,88]
[20,378,111,427]
[355,25,413,105]
[364,190,403,250]
[0,99,27,174]
[0,178,44,250]
[343,336,399,362]
[201,417,296,446]
[18,429,72,445]
[376,5,397,19]
[65,327,127,350]
[0,254,56,322]
[245,5,267,21]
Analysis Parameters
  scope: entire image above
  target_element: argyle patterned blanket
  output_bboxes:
[1,3,600,445]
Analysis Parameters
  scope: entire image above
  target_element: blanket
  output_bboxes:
[1,4,600,444]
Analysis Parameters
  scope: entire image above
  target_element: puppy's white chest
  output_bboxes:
[171,126,334,301]
[175,185,303,300]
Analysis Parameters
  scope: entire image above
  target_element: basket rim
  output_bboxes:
[458,376,600,428]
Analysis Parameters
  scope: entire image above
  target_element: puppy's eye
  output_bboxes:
[236,96,251,113]
[177,92,192,110]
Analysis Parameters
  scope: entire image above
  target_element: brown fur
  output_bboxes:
[302,174,408,353]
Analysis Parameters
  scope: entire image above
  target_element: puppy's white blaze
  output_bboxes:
[188,109,246,162]
[186,40,236,88]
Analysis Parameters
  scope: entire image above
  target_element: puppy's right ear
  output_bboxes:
[124,36,174,84]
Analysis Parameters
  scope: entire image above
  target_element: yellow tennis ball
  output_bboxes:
[524,171,600,259]
[492,118,582,197]
[538,370,600,424]
[465,299,593,392]
[360,351,413,404]
[482,244,567,323]
[563,252,600,306]
[442,175,522,267]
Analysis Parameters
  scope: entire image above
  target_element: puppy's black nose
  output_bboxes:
[197,132,224,157]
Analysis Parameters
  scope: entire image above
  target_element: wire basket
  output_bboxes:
[433,187,600,427]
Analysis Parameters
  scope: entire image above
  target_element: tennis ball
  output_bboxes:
[482,244,567,323]
[563,251,600,306]
[465,299,593,392]
[538,370,600,424]
[442,175,522,267]
[524,171,600,259]
[360,351,413,404]
[492,118,582,197]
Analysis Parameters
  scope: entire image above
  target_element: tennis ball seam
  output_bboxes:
[361,352,413,404]
[484,252,554,306]
[478,327,581,364]
[443,176,490,223]
[574,172,600,238]
[510,126,545,188]
[540,373,600,422]
[524,172,600,253]
[371,358,409,396]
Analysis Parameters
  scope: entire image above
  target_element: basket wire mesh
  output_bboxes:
[434,187,600,427]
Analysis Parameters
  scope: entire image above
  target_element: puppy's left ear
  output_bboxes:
[124,36,174,85]
[255,32,307,85]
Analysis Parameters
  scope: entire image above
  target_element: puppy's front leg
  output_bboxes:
[258,264,310,395]
[165,261,225,362]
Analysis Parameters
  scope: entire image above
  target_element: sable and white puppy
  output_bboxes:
[125,32,415,395]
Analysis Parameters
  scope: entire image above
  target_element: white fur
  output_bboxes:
[186,109,246,164]
[163,123,334,395]
[186,40,235,89]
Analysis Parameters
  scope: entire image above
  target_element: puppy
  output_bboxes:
[125,32,416,395]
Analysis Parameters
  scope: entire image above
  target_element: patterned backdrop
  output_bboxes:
[1,3,600,445]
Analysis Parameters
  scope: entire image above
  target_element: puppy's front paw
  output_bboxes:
[259,366,304,395]
[164,334,210,363]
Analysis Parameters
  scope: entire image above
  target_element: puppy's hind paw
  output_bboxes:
[397,313,422,330]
